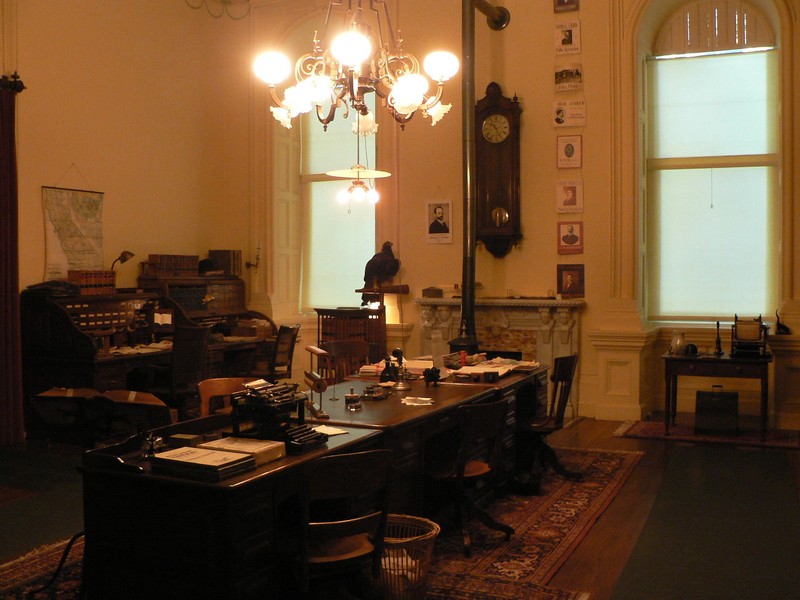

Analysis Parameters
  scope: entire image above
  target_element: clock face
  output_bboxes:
[481,114,510,143]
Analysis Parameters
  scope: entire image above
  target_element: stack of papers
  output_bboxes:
[401,397,434,406]
[197,437,286,466]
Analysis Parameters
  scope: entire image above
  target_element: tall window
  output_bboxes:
[646,2,779,321]
[301,107,376,310]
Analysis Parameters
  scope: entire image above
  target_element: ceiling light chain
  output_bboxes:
[185,0,250,20]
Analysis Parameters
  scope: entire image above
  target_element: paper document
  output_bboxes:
[313,425,349,436]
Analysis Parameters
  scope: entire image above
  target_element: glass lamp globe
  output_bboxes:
[389,74,428,115]
[331,30,372,67]
[296,75,335,106]
[423,51,460,82]
[366,187,380,203]
[253,51,292,85]
[349,182,368,202]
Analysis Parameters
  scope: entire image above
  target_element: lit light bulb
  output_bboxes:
[253,51,291,85]
[283,85,313,116]
[296,75,335,106]
[336,188,350,204]
[331,30,372,67]
[349,182,368,202]
[366,187,380,203]
[423,51,459,82]
[389,74,429,115]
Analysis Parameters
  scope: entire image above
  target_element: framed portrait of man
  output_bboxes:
[426,199,452,244]
[558,221,583,254]
[557,264,585,298]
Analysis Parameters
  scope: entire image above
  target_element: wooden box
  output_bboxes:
[695,388,738,436]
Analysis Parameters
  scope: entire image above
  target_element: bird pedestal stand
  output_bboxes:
[355,284,410,307]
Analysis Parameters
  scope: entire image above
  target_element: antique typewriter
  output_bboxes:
[230,379,329,453]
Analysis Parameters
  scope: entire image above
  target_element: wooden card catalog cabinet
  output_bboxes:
[137,276,246,325]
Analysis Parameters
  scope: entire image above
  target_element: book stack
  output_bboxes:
[197,437,286,466]
[142,254,200,278]
[67,270,116,295]
[150,446,256,482]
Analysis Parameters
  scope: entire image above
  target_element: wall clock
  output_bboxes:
[475,82,522,258]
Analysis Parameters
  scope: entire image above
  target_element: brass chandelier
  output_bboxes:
[252,0,460,130]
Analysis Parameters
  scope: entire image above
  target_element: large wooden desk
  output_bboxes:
[663,352,772,439]
[81,415,382,600]
[20,290,270,434]
[80,369,547,599]
[307,370,547,511]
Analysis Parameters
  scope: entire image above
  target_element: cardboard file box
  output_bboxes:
[695,387,738,436]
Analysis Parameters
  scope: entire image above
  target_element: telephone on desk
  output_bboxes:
[229,379,328,453]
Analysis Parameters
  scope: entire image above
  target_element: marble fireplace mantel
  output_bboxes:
[413,297,585,366]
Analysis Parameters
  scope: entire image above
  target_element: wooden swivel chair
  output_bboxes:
[514,354,582,495]
[299,449,394,599]
[250,324,300,381]
[197,377,252,417]
[128,323,211,420]
[425,396,514,557]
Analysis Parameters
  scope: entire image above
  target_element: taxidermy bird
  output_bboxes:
[362,241,400,305]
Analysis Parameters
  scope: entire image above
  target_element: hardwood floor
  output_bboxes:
[545,417,800,600]
[544,418,667,599]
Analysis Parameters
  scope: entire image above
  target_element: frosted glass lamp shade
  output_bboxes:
[331,31,372,67]
[253,51,292,85]
[423,51,459,82]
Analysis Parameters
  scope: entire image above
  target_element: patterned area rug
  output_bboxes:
[615,420,800,449]
[425,447,642,599]
[0,536,83,600]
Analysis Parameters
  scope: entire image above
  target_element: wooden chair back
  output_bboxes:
[170,324,212,395]
[197,377,252,417]
[546,354,579,429]
[265,324,300,380]
[301,449,394,595]
[430,395,509,480]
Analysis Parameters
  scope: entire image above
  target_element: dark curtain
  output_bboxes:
[0,73,26,446]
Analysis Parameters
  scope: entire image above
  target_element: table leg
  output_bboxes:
[760,368,768,441]
[664,370,672,435]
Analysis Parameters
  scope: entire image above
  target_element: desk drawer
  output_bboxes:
[677,361,764,378]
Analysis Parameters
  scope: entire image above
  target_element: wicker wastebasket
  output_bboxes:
[379,514,441,600]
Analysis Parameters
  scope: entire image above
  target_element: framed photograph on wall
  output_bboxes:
[557,135,582,168]
[555,21,581,54]
[557,264,585,298]
[554,0,579,13]
[426,199,452,244]
[558,221,583,254]
[556,179,583,213]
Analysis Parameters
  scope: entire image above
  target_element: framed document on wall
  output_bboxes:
[557,135,582,168]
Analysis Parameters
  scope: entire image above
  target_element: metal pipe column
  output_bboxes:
[449,0,510,353]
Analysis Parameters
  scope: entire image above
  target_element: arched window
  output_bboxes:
[645,0,779,320]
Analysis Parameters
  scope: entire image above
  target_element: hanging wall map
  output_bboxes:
[42,186,104,280]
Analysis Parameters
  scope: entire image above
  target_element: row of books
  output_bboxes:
[67,269,116,296]
[149,437,286,482]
